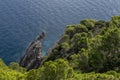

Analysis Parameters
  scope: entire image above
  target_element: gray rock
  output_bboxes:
[19,32,45,71]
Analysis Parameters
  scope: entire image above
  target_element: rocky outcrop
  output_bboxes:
[19,32,45,71]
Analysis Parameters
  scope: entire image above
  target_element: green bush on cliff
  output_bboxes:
[0,59,26,80]
[80,19,97,30]
[9,62,26,73]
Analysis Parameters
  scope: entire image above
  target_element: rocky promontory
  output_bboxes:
[19,32,45,71]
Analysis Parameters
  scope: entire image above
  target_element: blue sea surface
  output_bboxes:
[0,0,120,64]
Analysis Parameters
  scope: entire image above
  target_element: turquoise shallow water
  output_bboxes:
[0,0,120,64]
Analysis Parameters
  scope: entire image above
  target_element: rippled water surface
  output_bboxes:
[0,0,120,64]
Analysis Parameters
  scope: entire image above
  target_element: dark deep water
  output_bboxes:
[0,0,120,64]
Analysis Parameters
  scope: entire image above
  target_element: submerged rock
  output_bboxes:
[19,32,45,70]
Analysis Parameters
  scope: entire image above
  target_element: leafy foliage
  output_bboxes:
[46,16,120,73]
[0,59,26,80]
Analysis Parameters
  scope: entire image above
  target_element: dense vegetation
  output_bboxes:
[0,16,120,80]
[46,16,120,73]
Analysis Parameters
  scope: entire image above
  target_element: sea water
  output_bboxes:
[0,0,120,64]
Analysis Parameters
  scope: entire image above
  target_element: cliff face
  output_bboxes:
[19,32,45,71]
